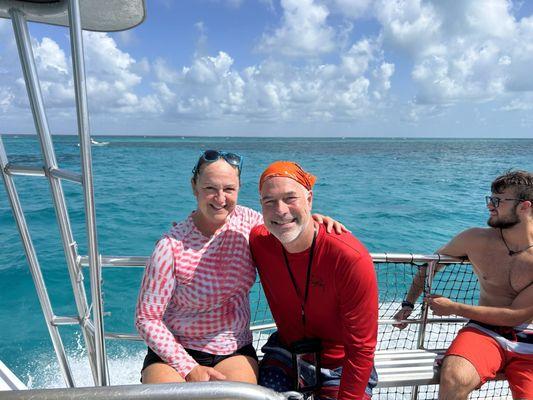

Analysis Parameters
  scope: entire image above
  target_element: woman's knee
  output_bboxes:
[215,355,258,384]
[141,362,185,384]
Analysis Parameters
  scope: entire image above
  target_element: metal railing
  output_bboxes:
[80,252,466,267]
[0,382,295,400]
[0,0,121,387]
[80,253,470,343]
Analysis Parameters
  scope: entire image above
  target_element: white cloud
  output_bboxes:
[0,87,14,112]
[151,36,394,123]
[341,39,375,76]
[0,21,22,113]
[34,37,69,77]
[164,51,247,118]
[0,2,395,130]
[134,57,151,75]
[501,97,533,111]
[329,0,373,19]
[376,0,533,106]
[258,0,336,57]
[194,21,208,56]
[0,28,156,124]
[153,58,179,83]
[115,30,138,46]
[404,101,447,123]
[84,32,141,88]
[373,62,394,99]
[376,0,441,57]
[31,37,73,107]
[460,0,515,39]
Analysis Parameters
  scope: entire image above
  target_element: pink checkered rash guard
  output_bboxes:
[135,205,263,377]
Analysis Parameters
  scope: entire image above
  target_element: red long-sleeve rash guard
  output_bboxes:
[250,224,378,400]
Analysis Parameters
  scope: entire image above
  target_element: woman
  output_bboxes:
[135,150,342,384]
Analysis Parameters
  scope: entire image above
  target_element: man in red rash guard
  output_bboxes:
[250,161,378,400]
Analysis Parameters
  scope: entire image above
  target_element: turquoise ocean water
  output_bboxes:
[1,135,532,388]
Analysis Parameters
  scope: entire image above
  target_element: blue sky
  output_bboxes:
[1,0,533,137]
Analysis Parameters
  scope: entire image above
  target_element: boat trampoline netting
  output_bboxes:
[249,261,511,399]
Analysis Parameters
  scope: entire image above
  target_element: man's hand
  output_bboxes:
[311,214,350,234]
[393,306,413,330]
[426,294,457,316]
[185,365,226,382]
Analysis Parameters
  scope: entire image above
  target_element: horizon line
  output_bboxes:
[1,133,531,140]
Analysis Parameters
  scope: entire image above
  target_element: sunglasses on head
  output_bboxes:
[485,195,529,208]
[192,150,243,179]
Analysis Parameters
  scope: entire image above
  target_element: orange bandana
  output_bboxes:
[259,161,316,192]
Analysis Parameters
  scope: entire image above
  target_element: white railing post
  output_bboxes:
[67,0,109,386]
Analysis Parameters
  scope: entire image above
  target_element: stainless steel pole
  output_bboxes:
[417,260,437,348]
[9,7,99,385]
[0,381,291,400]
[0,136,74,387]
[410,259,438,400]
[67,0,108,385]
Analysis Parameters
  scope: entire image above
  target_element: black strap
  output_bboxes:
[500,227,533,256]
[282,229,317,327]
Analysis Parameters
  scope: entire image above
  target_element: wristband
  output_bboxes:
[401,300,415,309]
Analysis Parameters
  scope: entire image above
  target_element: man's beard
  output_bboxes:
[272,220,306,245]
[487,209,520,229]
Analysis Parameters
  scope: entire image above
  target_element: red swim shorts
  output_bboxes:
[446,326,533,399]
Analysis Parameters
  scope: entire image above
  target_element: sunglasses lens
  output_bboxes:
[486,196,499,207]
[203,150,221,161]
[223,152,242,166]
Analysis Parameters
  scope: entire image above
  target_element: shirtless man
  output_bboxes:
[394,170,533,400]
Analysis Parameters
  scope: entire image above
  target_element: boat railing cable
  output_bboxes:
[80,253,465,267]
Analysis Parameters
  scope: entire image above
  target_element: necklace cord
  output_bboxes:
[282,229,317,327]
[499,228,533,256]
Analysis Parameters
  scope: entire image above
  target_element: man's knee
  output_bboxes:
[439,356,480,395]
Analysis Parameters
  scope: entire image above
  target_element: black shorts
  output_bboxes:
[141,343,258,374]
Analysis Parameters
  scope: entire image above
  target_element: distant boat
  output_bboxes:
[77,138,109,147]
[90,138,109,146]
